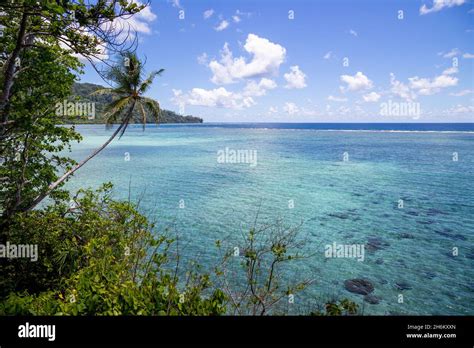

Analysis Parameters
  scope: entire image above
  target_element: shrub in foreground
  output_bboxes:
[0,184,226,315]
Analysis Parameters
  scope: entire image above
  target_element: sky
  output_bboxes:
[80,0,474,123]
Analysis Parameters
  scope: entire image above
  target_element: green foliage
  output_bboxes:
[0,185,226,315]
[311,299,359,316]
[0,35,83,221]
[1,1,144,64]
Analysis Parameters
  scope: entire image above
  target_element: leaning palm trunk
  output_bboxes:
[25,101,136,212]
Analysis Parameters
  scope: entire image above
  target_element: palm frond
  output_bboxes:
[103,97,132,125]
[90,88,113,96]
[116,51,143,92]
[106,62,135,94]
[138,69,165,94]
[142,97,161,123]
[99,52,163,137]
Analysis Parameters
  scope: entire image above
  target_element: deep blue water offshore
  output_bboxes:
[65,123,474,315]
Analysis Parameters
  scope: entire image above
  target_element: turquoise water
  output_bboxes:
[65,124,474,315]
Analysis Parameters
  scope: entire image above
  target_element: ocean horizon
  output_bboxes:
[86,122,474,132]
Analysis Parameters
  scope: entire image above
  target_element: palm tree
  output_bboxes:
[26,52,164,211]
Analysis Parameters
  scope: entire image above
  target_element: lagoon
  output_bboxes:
[64,123,474,315]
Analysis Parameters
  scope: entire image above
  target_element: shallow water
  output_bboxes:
[64,124,474,315]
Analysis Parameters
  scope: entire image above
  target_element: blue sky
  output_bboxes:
[80,0,474,122]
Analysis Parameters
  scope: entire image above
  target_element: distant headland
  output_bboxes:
[63,82,203,124]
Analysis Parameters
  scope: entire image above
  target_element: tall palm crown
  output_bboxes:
[95,51,164,137]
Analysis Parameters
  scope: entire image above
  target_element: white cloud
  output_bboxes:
[323,51,332,59]
[203,9,214,19]
[439,48,461,58]
[214,20,229,31]
[268,106,278,114]
[439,49,474,59]
[390,73,416,101]
[242,78,277,96]
[362,92,381,102]
[408,74,458,95]
[340,72,373,92]
[111,0,157,40]
[172,88,255,109]
[389,70,458,100]
[420,0,466,15]
[236,10,252,17]
[443,104,474,114]
[284,65,307,89]
[349,29,358,37]
[174,36,286,110]
[208,34,286,84]
[231,10,251,24]
[442,66,458,75]
[327,95,348,102]
[197,53,208,65]
[283,102,299,115]
[272,103,318,117]
[170,0,182,9]
[135,1,157,22]
[450,89,474,96]
[173,78,276,110]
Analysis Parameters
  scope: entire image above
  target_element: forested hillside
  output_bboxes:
[69,82,203,124]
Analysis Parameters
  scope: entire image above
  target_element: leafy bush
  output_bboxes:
[0,184,226,315]
[310,299,359,316]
